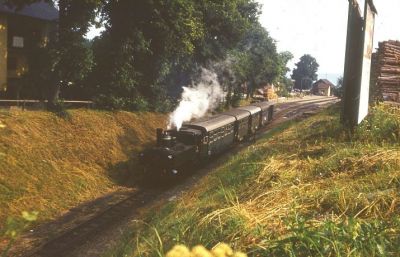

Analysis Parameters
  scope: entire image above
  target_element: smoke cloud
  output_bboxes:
[168,69,226,130]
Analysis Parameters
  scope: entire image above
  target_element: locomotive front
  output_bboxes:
[138,128,201,178]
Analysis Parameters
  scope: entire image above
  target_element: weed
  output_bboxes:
[1,211,38,257]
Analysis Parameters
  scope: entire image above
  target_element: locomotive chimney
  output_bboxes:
[156,128,164,146]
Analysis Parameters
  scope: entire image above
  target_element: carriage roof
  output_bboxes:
[185,115,236,133]
[237,105,261,115]
[249,101,273,111]
[222,109,250,120]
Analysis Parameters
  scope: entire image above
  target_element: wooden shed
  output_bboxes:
[312,79,334,96]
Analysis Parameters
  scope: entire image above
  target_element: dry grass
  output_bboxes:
[0,108,166,230]
[107,104,400,257]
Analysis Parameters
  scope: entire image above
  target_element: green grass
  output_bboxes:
[105,104,400,257]
[0,109,167,234]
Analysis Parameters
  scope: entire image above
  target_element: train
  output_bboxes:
[138,101,274,178]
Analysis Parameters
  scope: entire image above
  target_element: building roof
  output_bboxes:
[314,79,334,87]
[0,1,58,21]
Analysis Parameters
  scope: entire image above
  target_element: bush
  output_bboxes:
[355,104,400,144]
[47,100,71,120]
[94,95,150,111]
[1,212,38,257]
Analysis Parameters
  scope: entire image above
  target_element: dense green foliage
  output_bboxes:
[291,54,319,90]
[89,0,266,110]
[5,0,292,111]
[333,76,344,98]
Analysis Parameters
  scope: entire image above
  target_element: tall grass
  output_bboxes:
[106,104,400,257]
[0,109,167,233]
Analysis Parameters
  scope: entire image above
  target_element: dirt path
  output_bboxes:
[8,97,339,257]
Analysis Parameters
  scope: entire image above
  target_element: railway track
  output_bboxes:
[12,97,339,257]
[272,97,339,119]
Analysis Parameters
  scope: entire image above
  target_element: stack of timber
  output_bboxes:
[373,40,400,102]
[370,52,380,102]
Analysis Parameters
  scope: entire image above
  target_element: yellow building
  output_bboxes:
[0,1,58,98]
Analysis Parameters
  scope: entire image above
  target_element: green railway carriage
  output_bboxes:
[238,106,261,134]
[222,109,250,141]
[251,102,274,126]
[185,115,236,159]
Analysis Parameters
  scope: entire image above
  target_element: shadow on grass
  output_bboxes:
[105,124,185,189]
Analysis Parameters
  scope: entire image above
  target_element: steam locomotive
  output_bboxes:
[139,101,274,178]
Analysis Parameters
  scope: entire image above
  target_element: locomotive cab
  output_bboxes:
[139,127,202,179]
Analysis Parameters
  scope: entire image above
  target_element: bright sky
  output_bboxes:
[258,0,400,83]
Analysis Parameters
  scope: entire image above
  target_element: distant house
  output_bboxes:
[312,79,334,96]
[0,1,58,98]
[255,83,277,100]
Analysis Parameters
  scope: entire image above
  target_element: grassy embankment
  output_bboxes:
[0,108,166,230]
[108,104,400,257]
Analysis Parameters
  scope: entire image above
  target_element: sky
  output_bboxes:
[258,0,400,83]
[86,0,400,84]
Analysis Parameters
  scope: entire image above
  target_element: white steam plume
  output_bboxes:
[168,69,226,130]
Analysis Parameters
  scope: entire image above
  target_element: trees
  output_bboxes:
[291,54,319,90]
[231,23,280,98]
[51,0,100,106]
[90,0,206,110]
[274,51,294,96]
[90,0,262,111]
[5,0,292,111]
[333,76,344,98]
[208,22,291,105]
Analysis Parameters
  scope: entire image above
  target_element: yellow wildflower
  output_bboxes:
[166,245,191,257]
[191,245,213,257]
[233,252,247,257]
[211,243,234,257]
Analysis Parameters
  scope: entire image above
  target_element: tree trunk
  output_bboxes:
[47,0,68,109]
[47,82,61,109]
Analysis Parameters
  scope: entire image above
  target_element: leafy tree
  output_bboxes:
[90,0,208,110]
[291,54,319,90]
[210,22,291,105]
[333,76,344,98]
[92,0,261,111]
[275,51,294,97]
[233,23,280,97]
[193,0,260,64]
[49,0,100,108]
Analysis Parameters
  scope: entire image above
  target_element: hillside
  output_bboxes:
[0,108,167,229]
[107,104,400,257]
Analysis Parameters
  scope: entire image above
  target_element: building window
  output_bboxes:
[12,36,24,48]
